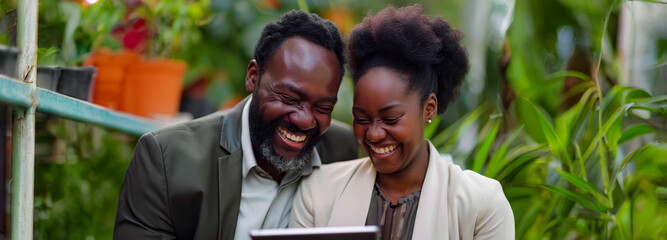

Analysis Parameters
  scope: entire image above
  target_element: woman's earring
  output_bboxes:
[428,119,432,123]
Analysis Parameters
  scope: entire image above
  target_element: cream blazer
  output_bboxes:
[289,141,515,239]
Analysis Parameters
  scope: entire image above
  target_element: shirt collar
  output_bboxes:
[240,96,322,178]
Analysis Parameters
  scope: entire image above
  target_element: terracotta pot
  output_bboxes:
[121,58,186,118]
[86,50,140,109]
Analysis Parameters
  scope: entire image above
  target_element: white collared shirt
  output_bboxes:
[234,96,321,240]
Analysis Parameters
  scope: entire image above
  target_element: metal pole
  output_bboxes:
[12,0,38,239]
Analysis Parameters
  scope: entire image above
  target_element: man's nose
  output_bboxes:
[289,108,317,131]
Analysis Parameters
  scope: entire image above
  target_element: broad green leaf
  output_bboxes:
[581,103,632,161]
[542,184,606,212]
[631,95,667,114]
[521,71,591,98]
[547,70,592,82]
[618,124,654,144]
[606,109,624,159]
[431,104,487,148]
[601,86,651,119]
[556,87,596,149]
[516,98,546,144]
[523,98,570,168]
[496,146,550,181]
[613,144,658,181]
[473,119,501,173]
[554,168,609,208]
[516,199,543,239]
[486,126,524,178]
[599,136,611,192]
[503,186,536,200]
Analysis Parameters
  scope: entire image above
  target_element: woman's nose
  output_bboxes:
[365,123,386,142]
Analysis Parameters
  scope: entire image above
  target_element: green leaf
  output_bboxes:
[542,184,606,212]
[516,199,543,239]
[521,98,570,168]
[635,0,667,4]
[516,98,546,144]
[602,86,651,119]
[612,143,667,191]
[486,126,523,178]
[618,124,654,144]
[496,145,549,181]
[581,103,632,161]
[297,0,310,12]
[472,119,501,173]
[556,87,596,149]
[431,104,487,148]
[547,70,592,82]
[554,168,609,208]
[521,71,591,98]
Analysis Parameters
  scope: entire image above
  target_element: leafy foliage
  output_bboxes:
[34,118,136,239]
[6,0,663,239]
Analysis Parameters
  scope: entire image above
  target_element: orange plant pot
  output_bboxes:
[86,50,140,110]
[121,58,187,118]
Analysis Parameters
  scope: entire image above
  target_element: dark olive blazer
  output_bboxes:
[113,97,358,240]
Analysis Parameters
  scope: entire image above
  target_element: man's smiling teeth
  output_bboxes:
[370,145,397,154]
[278,126,306,142]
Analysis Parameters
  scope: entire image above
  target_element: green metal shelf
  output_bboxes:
[0,75,158,136]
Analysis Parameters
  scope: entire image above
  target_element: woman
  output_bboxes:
[290,5,514,239]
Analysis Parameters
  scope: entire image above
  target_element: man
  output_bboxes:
[114,10,358,240]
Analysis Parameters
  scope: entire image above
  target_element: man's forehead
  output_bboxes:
[267,37,338,70]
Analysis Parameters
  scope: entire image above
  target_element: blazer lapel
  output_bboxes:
[412,141,451,239]
[216,97,248,240]
[328,159,376,226]
[217,151,243,240]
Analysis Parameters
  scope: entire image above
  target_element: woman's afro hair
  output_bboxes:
[347,4,469,113]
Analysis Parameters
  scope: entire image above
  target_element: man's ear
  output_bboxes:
[245,60,259,93]
[423,93,438,123]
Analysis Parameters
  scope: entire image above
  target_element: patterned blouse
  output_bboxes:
[365,183,422,240]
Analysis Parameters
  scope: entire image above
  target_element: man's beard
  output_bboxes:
[248,100,320,173]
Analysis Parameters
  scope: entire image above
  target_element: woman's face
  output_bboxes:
[353,67,434,174]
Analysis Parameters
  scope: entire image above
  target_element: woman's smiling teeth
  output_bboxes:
[370,145,397,154]
[278,126,306,143]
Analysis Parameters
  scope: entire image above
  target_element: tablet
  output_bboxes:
[249,225,379,240]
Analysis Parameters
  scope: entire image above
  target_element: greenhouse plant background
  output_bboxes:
[0,0,665,239]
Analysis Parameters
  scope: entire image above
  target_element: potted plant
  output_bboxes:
[120,57,186,118]
[56,66,96,101]
[36,66,60,91]
[85,49,139,110]
[0,45,17,78]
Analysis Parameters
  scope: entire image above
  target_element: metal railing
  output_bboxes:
[0,1,158,238]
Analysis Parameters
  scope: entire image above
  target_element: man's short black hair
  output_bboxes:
[254,10,345,79]
[347,5,469,113]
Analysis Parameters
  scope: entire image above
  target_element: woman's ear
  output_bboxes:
[245,60,259,93]
[423,93,438,123]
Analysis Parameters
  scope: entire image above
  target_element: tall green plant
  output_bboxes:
[34,118,136,240]
[428,0,667,238]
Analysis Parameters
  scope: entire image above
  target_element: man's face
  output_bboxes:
[246,37,342,172]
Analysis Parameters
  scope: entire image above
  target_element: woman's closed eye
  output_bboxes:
[353,117,370,124]
[382,117,400,124]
